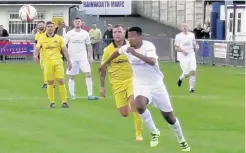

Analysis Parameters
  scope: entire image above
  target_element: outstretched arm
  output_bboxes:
[99,51,120,72]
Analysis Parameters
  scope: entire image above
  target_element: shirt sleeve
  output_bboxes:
[146,44,158,59]
[174,34,180,47]
[60,36,65,48]
[101,49,111,65]
[34,34,38,44]
[192,33,196,45]
[118,45,128,55]
[64,33,69,44]
[36,36,42,48]
[85,33,91,44]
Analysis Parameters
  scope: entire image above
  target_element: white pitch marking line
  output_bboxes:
[0,95,221,100]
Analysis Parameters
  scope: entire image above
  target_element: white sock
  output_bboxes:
[189,75,196,90]
[68,79,75,96]
[179,74,187,80]
[86,78,93,96]
[140,109,159,133]
[169,118,185,143]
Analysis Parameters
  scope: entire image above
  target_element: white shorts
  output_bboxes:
[134,82,173,112]
[66,61,91,75]
[179,56,197,75]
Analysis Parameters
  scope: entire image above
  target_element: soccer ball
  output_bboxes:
[19,5,37,22]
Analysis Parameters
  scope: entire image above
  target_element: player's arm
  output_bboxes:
[100,49,110,88]
[174,35,185,52]
[192,33,198,51]
[33,37,41,59]
[100,50,120,68]
[85,33,93,61]
[128,46,157,66]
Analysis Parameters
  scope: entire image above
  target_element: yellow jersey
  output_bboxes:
[36,34,65,61]
[35,30,46,43]
[101,41,133,93]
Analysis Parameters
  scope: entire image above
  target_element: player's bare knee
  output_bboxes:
[57,79,65,85]
[119,107,129,117]
[135,96,148,114]
[47,80,54,85]
[161,111,176,125]
[84,72,91,78]
[190,71,196,76]
[69,75,75,80]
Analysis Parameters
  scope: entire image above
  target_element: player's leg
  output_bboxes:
[177,59,190,87]
[188,57,197,93]
[66,61,79,99]
[126,83,143,141]
[152,85,190,151]
[40,58,48,88]
[55,60,69,108]
[79,61,99,100]
[115,91,142,141]
[134,87,160,147]
[43,61,55,108]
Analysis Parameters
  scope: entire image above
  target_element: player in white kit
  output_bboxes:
[175,23,198,93]
[64,18,99,100]
[100,27,190,151]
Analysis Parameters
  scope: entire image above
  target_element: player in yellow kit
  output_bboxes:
[100,24,143,141]
[34,21,49,89]
[33,21,72,108]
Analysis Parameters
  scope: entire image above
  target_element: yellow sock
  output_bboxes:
[58,84,67,103]
[132,112,143,136]
[43,72,47,84]
[47,84,55,103]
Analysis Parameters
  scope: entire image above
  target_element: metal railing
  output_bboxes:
[170,38,246,67]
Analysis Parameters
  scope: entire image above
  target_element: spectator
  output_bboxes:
[32,25,38,35]
[193,24,204,39]
[89,23,102,60]
[56,21,70,37]
[0,25,9,37]
[103,24,113,46]
[202,21,210,39]
[81,21,90,32]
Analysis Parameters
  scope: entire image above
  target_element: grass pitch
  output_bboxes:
[0,62,244,153]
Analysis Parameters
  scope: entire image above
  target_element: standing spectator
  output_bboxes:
[0,25,9,62]
[202,21,210,39]
[89,23,102,60]
[103,24,113,46]
[0,25,9,37]
[56,21,70,38]
[193,24,204,39]
[32,25,38,35]
[81,21,90,32]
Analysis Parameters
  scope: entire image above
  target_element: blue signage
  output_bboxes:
[0,42,34,55]
[83,1,125,7]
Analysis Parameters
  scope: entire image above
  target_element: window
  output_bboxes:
[237,13,241,32]
[229,13,233,32]
[8,12,45,34]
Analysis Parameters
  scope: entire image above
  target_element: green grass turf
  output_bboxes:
[0,62,244,153]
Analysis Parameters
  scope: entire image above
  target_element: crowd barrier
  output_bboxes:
[1,35,245,68]
[170,39,245,67]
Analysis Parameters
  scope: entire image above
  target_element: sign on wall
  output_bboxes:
[213,43,228,59]
[52,12,64,28]
[228,42,245,60]
[79,0,132,15]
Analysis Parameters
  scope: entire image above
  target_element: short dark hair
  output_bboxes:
[113,24,124,29]
[46,21,54,26]
[128,27,142,35]
[37,21,45,25]
[75,17,81,20]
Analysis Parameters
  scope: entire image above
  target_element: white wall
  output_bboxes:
[0,5,70,31]
[135,0,204,30]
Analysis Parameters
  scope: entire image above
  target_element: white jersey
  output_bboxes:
[118,40,164,86]
[174,32,196,60]
[64,29,91,61]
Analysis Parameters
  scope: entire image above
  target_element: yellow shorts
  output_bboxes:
[43,59,64,81]
[113,80,133,108]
